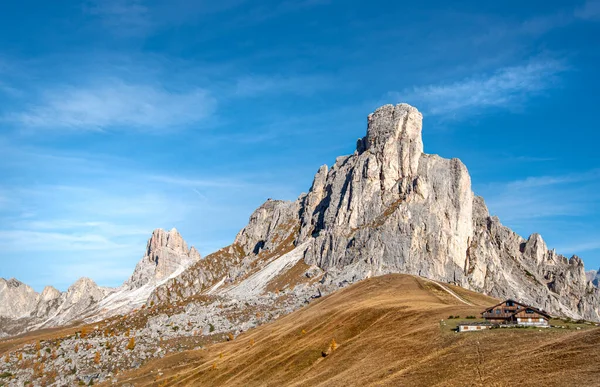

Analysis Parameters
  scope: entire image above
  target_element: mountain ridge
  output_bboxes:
[0,227,200,337]
[150,103,599,321]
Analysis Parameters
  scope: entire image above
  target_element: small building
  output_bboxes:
[482,299,551,326]
[457,322,493,332]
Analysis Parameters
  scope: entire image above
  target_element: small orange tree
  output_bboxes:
[94,351,101,365]
[126,337,135,350]
[4,353,9,363]
[74,344,79,353]
[330,338,337,352]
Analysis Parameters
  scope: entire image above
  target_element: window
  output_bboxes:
[526,309,534,314]
[496,310,500,314]
[506,301,513,306]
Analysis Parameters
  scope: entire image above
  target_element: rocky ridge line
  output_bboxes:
[151,103,599,321]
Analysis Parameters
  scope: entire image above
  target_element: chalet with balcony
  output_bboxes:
[482,299,551,326]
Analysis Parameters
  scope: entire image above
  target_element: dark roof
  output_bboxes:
[482,299,529,313]
[513,306,551,319]
[482,299,551,319]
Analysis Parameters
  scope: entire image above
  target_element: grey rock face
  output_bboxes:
[126,228,201,289]
[150,199,301,304]
[0,278,39,319]
[157,103,598,321]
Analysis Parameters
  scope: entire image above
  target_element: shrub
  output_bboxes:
[330,338,337,352]
[209,324,215,333]
[4,354,9,363]
[466,316,476,319]
[227,333,234,341]
[94,351,101,365]
[249,338,255,346]
[126,337,136,351]
[448,315,454,319]
[301,329,306,335]
[45,348,51,354]
[74,344,79,353]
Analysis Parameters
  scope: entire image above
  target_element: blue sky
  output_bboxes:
[0,0,599,291]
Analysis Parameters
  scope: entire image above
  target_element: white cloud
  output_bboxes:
[10,79,216,132]
[392,59,567,117]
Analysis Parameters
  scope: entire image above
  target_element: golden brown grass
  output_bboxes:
[103,274,600,387]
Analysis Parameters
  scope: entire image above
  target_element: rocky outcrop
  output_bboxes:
[150,200,301,304]
[0,228,201,336]
[154,103,599,321]
[0,278,39,319]
[126,228,201,289]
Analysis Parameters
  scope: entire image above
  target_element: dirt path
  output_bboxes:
[420,277,474,306]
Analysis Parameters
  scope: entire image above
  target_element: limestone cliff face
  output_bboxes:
[126,228,201,290]
[150,199,301,304]
[0,278,39,319]
[298,104,474,286]
[168,103,598,321]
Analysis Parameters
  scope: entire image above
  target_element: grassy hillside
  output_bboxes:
[107,274,600,386]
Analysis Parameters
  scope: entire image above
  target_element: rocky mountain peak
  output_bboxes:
[5,278,24,288]
[157,102,598,322]
[40,286,61,301]
[127,228,201,289]
[0,277,39,319]
[146,228,189,256]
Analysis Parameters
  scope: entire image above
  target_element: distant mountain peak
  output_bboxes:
[127,228,201,290]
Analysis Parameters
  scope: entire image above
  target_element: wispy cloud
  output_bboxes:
[478,169,600,224]
[392,58,567,118]
[575,0,600,20]
[233,74,330,97]
[9,79,216,132]
[505,170,600,190]
[556,240,600,255]
[85,0,152,37]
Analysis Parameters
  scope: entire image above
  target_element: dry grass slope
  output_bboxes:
[106,274,600,387]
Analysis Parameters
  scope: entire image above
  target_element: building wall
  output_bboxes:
[514,309,549,326]
[458,325,491,332]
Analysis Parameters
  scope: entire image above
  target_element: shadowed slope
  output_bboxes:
[109,275,600,387]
